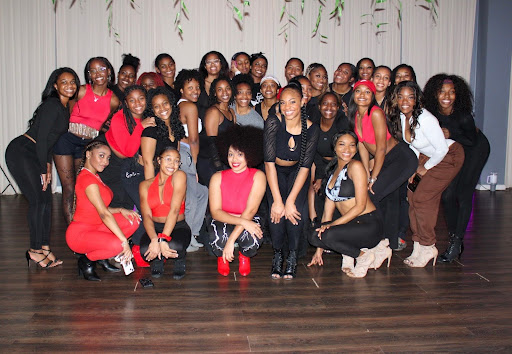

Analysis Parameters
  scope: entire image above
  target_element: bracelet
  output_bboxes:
[157,233,172,242]
[368,177,377,184]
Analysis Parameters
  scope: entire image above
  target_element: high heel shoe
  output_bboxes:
[271,249,283,279]
[403,241,420,265]
[346,249,375,278]
[25,250,51,268]
[283,250,297,280]
[97,259,121,272]
[438,234,464,263]
[370,239,392,270]
[405,244,438,268]
[238,252,251,276]
[41,247,63,267]
[341,255,354,273]
[77,255,101,281]
[217,257,230,276]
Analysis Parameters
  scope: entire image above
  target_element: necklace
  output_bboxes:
[92,87,108,102]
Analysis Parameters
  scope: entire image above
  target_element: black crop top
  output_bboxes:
[263,115,319,169]
[325,163,355,202]
[141,126,179,157]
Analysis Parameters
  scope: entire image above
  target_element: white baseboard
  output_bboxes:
[476,184,507,191]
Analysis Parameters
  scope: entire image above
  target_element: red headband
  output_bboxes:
[353,80,376,95]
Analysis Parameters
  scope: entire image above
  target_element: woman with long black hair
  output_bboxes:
[6,67,79,268]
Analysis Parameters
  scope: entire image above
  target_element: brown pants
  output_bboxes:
[408,143,464,246]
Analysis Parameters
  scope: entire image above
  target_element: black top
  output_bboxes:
[163,82,180,102]
[264,115,319,169]
[314,118,350,179]
[25,97,69,173]
[435,111,477,148]
[252,82,263,104]
[111,85,125,102]
[197,88,209,122]
[141,126,179,158]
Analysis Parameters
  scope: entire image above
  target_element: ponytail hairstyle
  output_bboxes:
[121,53,140,74]
[28,67,80,128]
[320,130,359,196]
[145,86,185,142]
[121,85,147,134]
[84,56,116,88]
[387,81,424,141]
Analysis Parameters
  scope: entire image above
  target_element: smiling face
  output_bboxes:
[235,54,251,75]
[152,94,172,122]
[158,149,181,177]
[260,80,278,99]
[437,82,456,115]
[181,78,200,102]
[235,82,252,108]
[372,67,391,93]
[86,145,111,173]
[117,65,136,90]
[227,146,248,173]
[250,58,268,80]
[88,59,110,87]
[140,76,157,91]
[308,67,328,93]
[156,57,176,80]
[125,89,146,118]
[279,88,302,121]
[205,53,221,76]
[358,59,374,80]
[319,94,339,120]
[397,86,416,118]
[333,64,354,85]
[353,84,374,108]
[297,77,312,105]
[214,80,232,104]
[394,67,413,84]
[54,72,77,102]
[334,133,357,163]
[285,59,304,82]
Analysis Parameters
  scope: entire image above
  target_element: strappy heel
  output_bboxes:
[25,250,52,268]
[41,248,63,267]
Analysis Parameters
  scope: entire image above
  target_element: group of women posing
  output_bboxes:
[6,51,489,281]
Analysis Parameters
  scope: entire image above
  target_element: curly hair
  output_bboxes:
[387,81,424,141]
[136,72,165,87]
[216,125,264,168]
[121,53,140,74]
[208,76,234,107]
[231,73,253,93]
[198,51,230,81]
[145,86,185,142]
[423,73,474,116]
[175,69,202,96]
[120,85,147,134]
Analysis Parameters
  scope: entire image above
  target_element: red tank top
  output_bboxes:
[69,84,113,131]
[73,169,113,224]
[105,110,144,157]
[221,168,258,215]
[147,173,185,217]
[355,105,391,144]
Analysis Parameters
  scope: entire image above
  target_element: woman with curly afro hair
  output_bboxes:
[208,125,266,277]
[423,74,490,263]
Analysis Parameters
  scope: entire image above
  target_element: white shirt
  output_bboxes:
[400,109,455,170]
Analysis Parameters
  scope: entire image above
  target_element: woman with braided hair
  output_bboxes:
[264,80,319,279]
[66,140,140,281]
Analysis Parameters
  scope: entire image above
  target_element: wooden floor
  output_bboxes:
[1,191,512,352]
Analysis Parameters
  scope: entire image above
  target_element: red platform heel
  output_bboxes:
[217,257,230,276]
[238,252,251,276]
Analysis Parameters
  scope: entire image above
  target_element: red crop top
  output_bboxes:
[69,84,113,131]
[73,169,113,225]
[355,105,391,144]
[105,110,144,157]
[221,168,258,215]
[147,173,185,217]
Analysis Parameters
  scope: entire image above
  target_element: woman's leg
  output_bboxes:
[54,154,77,224]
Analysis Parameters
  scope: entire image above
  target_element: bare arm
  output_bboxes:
[369,108,388,181]
[181,102,200,163]
[140,137,157,179]
[161,171,187,237]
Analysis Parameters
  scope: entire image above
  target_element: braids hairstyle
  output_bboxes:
[175,69,202,97]
[355,57,375,81]
[390,64,417,85]
[423,73,474,116]
[387,81,424,141]
[84,56,116,88]
[250,52,268,66]
[136,72,165,87]
[120,85,147,134]
[28,67,80,128]
[121,53,140,74]
[305,63,327,77]
[347,83,378,131]
[216,125,264,168]
[154,53,175,69]
[199,51,230,80]
[208,76,234,106]
[145,86,185,142]
[320,130,359,196]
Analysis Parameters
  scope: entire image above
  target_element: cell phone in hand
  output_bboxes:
[407,174,422,192]
[139,278,154,288]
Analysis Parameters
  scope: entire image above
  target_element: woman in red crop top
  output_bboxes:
[66,141,141,281]
[54,57,120,224]
[139,147,191,279]
[348,80,417,251]
[208,125,266,277]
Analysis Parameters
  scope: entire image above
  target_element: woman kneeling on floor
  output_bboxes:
[307,131,390,278]
[208,125,266,276]
[139,146,191,279]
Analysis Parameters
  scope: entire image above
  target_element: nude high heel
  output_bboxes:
[405,244,438,268]
[403,241,420,265]
[341,255,355,273]
[370,239,392,270]
[347,249,375,278]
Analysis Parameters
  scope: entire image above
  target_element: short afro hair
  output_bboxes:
[216,125,263,168]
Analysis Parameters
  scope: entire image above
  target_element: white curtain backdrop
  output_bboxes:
[0,0,476,194]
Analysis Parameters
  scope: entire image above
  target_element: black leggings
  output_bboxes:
[139,220,191,261]
[442,131,490,238]
[267,164,309,252]
[5,136,52,249]
[208,215,262,257]
[308,212,382,258]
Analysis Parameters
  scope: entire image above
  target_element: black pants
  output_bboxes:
[139,220,191,262]
[308,212,382,258]
[442,131,490,238]
[120,157,146,245]
[267,164,309,252]
[370,142,418,249]
[208,215,262,257]
[5,136,52,249]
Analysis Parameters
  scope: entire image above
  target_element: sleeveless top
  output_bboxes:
[147,173,185,217]
[325,163,355,202]
[177,98,203,137]
[69,84,113,131]
[73,169,113,224]
[220,168,258,215]
[354,105,391,145]
[105,110,144,157]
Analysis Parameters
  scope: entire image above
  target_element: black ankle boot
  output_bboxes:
[97,259,121,272]
[284,250,297,279]
[173,258,186,280]
[271,249,283,278]
[438,233,464,263]
[78,255,101,281]
[150,258,165,278]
